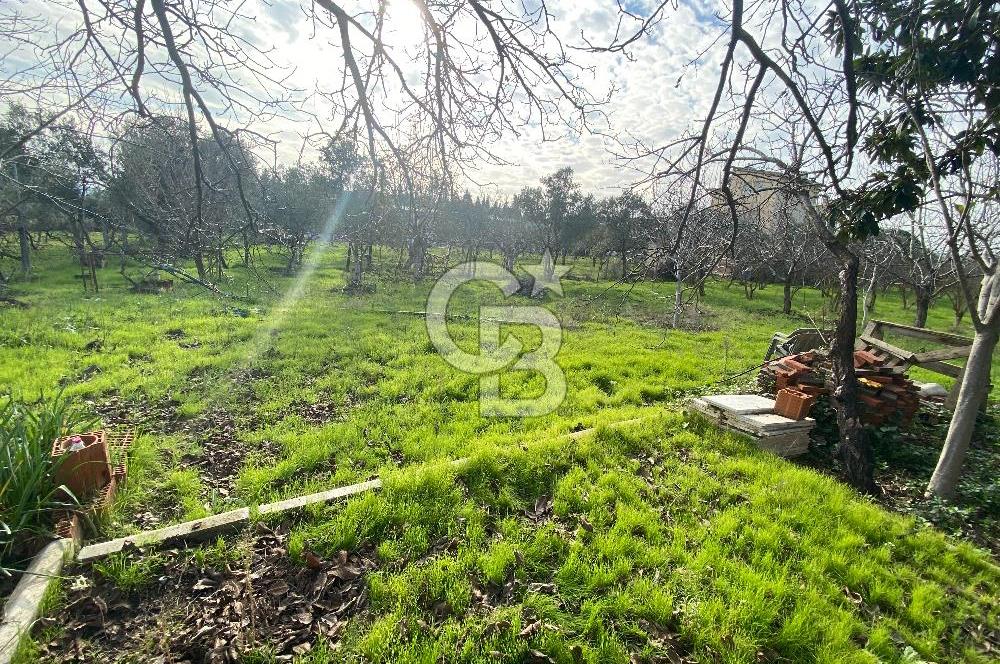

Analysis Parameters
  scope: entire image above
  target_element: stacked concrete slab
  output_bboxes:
[687,394,812,457]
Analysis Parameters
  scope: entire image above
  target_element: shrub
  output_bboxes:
[0,391,94,570]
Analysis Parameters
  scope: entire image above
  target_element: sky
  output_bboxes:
[0,0,725,196]
[250,0,725,195]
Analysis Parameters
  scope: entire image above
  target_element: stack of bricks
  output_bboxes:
[853,351,920,426]
[759,350,920,427]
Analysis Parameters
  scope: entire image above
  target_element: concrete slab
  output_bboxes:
[0,539,74,664]
[754,431,810,457]
[77,507,251,563]
[702,394,776,415]
[737,412,814,432]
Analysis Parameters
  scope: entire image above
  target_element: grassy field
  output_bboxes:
[3,241,1000,662]
[1,243,995,527]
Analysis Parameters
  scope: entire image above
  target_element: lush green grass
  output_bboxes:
[0,242,996,534]
[284,416,999,663]
[24,416,999,663]
[5,241,999,662]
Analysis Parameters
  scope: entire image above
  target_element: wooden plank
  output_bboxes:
[870,320,973,346]
[912,345,974,364]
[78,507,252,563]
[922,360,963,378]
[258,478,382,515]
[862,320,880,339]
[859,335,916,363]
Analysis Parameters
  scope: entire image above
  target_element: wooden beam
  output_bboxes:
[913,345,974,364]
[922,360,963,378]
[869,320,973,346]
[859,335,916,363]
[862,320,881,339]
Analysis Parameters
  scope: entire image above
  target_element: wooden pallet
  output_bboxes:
[854,320,979,409]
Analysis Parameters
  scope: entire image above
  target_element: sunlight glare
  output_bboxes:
[385,0,426,49]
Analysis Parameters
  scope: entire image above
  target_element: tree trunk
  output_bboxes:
[782,278,793,315]
[101,220,112,251]
[672,260,683,328]
[914,288,931,328]
[193,251,206,280]
[17,212,30,275]
[620,252,627,280]
[71,214,86,265]
[925,324,998,498]
[830,254,876,494]
[408,236,426,278]
[190,227,207,280]
[864,279,877,318]
[348,241,364,288]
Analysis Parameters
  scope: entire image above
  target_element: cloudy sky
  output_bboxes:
[2,0,726,196]
[252,0,725,195]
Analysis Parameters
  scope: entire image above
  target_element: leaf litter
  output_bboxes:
[35,523,375,662]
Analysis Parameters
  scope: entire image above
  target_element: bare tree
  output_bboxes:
[592,0,880,491]
[306,0,604,276]
[865,213,956,328]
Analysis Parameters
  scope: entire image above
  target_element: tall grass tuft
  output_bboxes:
[0,390,95,571]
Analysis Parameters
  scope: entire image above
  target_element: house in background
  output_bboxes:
[709,167,820,233]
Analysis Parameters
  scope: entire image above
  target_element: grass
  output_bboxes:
[25,415,998,663]
[1,242,997,529]
[280,416,998,663]
[0,390,94,570]
[2,240,999,661]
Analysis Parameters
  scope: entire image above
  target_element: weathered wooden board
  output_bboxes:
[923,360,963,378]
[869,320,972,346]
[859,335,917,363]
[912,345,974,364]
[77,508,252,563]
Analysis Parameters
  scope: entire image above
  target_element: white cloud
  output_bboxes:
[1,0,724,196]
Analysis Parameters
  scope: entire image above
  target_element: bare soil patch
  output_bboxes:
[34,524,375,663]
[177,409,281,501]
